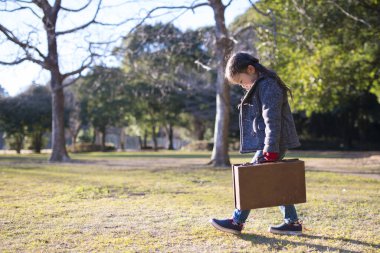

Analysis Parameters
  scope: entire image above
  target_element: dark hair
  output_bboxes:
[225,52,293,100]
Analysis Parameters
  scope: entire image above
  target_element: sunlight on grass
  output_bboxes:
[0,152,379,252]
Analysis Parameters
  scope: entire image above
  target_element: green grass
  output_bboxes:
[0,151,379,252]
[0,149,366,162]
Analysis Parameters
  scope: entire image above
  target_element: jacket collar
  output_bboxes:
[239,74,266,105]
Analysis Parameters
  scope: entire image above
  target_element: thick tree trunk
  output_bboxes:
[46,7,70,162]
[208,0,234,167]
[49,86,70,161]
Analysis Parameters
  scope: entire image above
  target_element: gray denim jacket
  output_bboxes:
[238,75,301,154]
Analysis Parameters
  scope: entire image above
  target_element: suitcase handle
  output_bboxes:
[236,158,300,166]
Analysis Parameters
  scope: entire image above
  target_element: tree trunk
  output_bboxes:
[208,0,234,167]
[120,127,125,151]
[46,9,70,162]
[92,128,96,144]
[71,135,76,153]
[346,112,353,149]
[152,125,158,151]
[143,129,148,148]
[70,122,82,153]
[194,118,206,140]
[71,128,80,153]
[168,123,174,150]
[49,85,70,162]
[32,130,43,154]
[138,136,143,150]
[14,133,23,154]
[0,131,4,149]
[101,127,106,151]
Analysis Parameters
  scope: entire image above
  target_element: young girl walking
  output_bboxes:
[210,52,303,235]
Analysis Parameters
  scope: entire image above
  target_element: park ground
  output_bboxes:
[0,150,379,252]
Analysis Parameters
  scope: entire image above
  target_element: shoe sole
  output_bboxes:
[268,227,302,236]
[209,219,241,235]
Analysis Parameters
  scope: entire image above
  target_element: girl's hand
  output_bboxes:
[251,150,279,164]
[261,151,279,163]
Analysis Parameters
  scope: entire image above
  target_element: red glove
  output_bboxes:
[262,151,279,162]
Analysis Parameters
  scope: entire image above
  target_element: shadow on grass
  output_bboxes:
[238,233,379,253]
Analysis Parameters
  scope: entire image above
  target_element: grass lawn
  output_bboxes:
[0,151,379,252]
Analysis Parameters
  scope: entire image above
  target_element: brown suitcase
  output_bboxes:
[232,159,306,210]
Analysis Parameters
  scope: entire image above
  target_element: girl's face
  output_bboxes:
[232,65,258,91]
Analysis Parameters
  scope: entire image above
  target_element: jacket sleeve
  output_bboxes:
[259,78,284,153]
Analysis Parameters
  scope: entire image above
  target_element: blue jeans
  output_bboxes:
[232,149,299,224]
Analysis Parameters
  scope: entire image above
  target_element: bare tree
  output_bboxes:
[0,0,131,161]
[207,0,234,167]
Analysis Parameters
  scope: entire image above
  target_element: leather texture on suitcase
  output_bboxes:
[232,159,306,210]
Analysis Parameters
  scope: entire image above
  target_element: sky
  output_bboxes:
[0,0,252,96]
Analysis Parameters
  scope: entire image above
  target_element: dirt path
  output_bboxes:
[1,151,379,179]
[297,152,380,180]
[72,151,380,180]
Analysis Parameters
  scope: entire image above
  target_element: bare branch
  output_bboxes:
[56,74,82,91]
[195,60,212,71]
[55,0,137,33]
[0,58,28,65]
[31,0,50,13]
[123,1,209,38]
[12,0,33,3]
[91,17,139,27]
[0,52,46,67]
[52,0,61,16]
[225,0,234,9]
[60,41,99,83]
[61,56,93,82]
[247,0,271,16]
[60,0,91,12]
[101,0,139,9]
[329,0,372,28]
[56,0,102,36]
[82,31,123,46]
[0,5,42,19]
[0,24,47,61]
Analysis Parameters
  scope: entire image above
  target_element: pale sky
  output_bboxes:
[0,0,252,96]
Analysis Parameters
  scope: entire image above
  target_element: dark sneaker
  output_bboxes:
[209,218,244,235]
[269,220,303,235]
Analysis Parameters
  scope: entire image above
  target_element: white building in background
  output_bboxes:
[103,126,189,150]
[0,126,190,151]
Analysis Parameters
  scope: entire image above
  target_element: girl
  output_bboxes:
[210,52,303,235]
